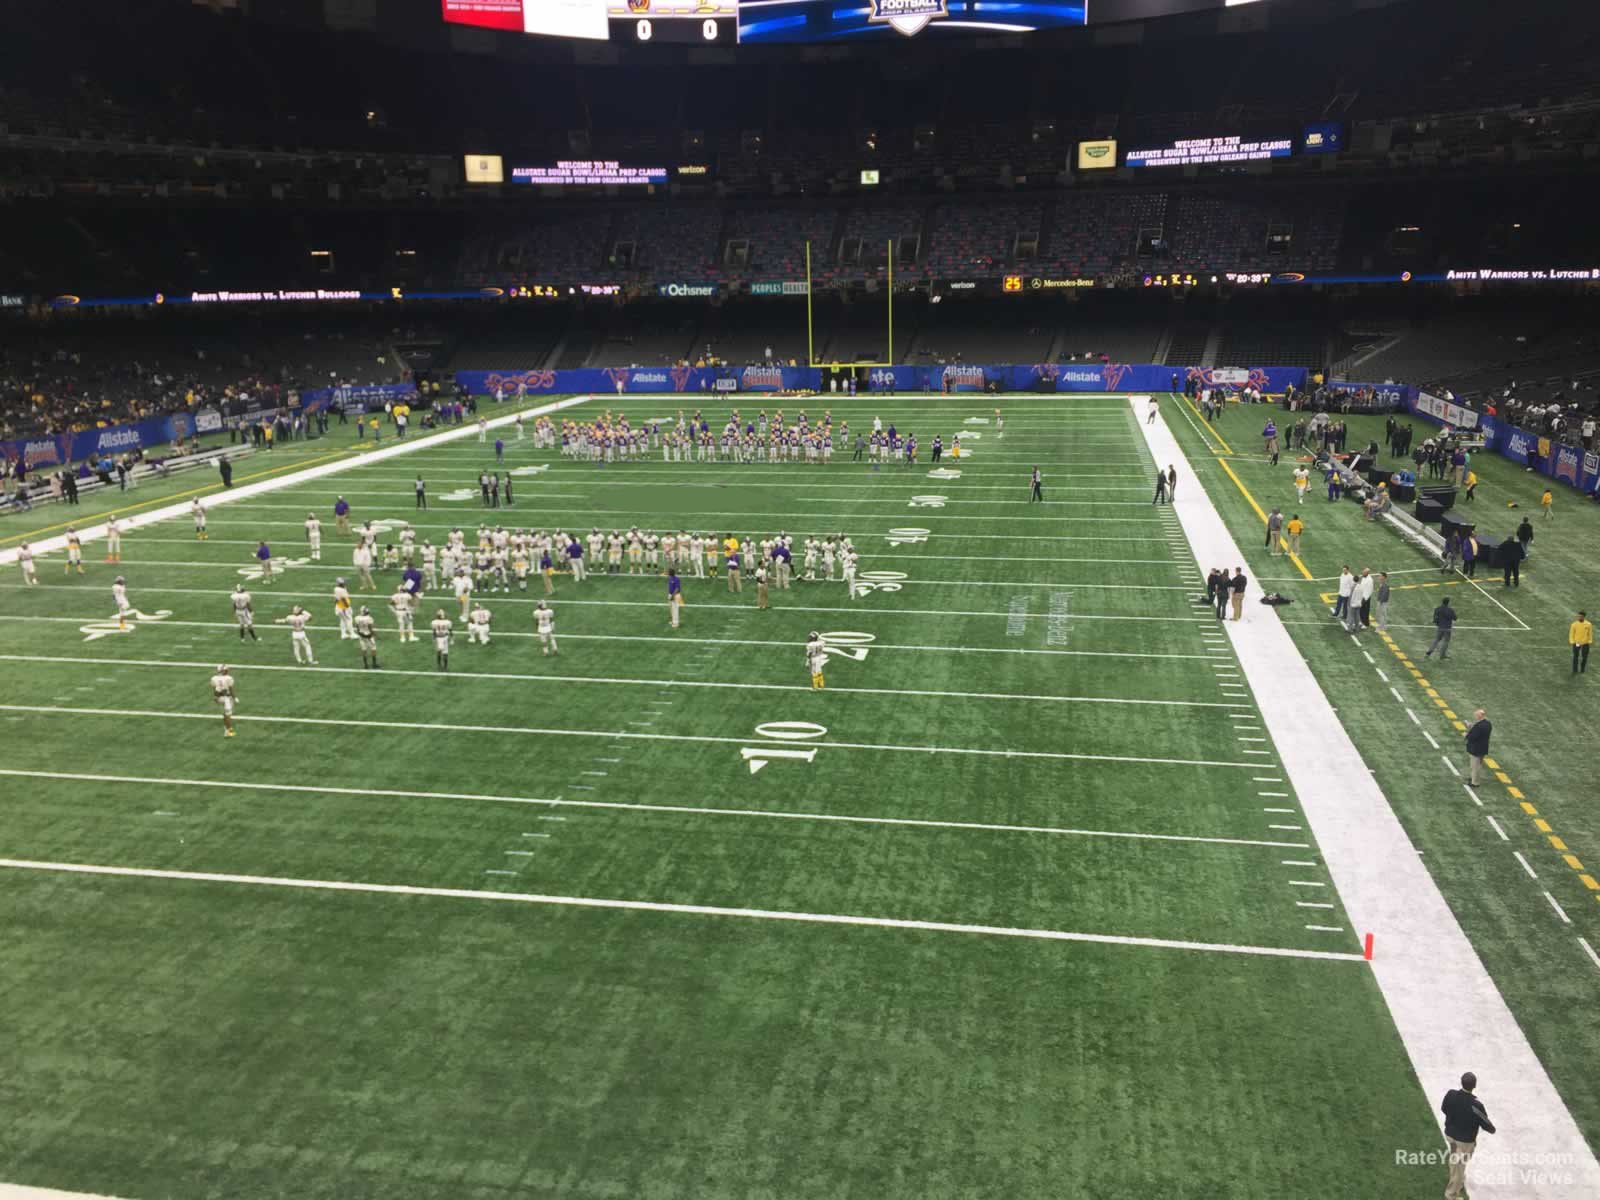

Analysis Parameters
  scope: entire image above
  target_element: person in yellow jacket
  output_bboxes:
[1541,487,1554,520]
[1463,470,1478,503]
[1285,514,1305,556]
[1571,611,1593,675]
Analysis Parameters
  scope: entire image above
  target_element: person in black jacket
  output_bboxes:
[1440,1072,1495,1199]
[1425,598,1456,659]
[1500,533,1524,588]
[1464,709,1491,786]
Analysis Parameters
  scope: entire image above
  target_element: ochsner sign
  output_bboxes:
[659,283,718,299]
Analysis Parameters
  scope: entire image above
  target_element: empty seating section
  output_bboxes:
[925,202,1043,278]
[1166,192,1345,274]
[1217,321,1328,369]
[1043,194,1142,278]
[459,214,611,288]
[610,208,725,282]
[910,301,1053,364]
[839,207,926,275]
[722,208,839,282]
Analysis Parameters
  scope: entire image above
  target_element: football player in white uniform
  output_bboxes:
[805,631,828,690]
[112,576,133,630]
[64,528,84,574]
[104,517,123,563]
[210,665,238,738]
[534,601,558,656]
[466,601,492,646]
[275,605,316,664]
[354,606,380,669]
[431,609,453,671]
[192,499,208,540]
[389,586,416,642]
[305,513,323,561]
[17,542,38,586]
[333,578,355,639]
[231,584,258,642]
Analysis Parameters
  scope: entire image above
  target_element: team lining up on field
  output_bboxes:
[13,490,852,735]
[550,406,1000,463]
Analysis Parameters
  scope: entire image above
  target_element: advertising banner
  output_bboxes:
[451,363,1309,398]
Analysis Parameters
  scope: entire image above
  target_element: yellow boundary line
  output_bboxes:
[1374,627,1598,908]
[1215,456,1314,582]
[0,449,355,548]
[1179,392,1234,454]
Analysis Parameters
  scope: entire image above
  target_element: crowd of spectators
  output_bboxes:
[1479,386,1600,450]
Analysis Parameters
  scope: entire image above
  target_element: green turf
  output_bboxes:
[0,393,1547,1197]
[1163,392,1600,1149]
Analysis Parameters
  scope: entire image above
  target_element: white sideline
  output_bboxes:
[0,396,597,566]
[0,1189,125,1200]
[1134,398,1600,1198]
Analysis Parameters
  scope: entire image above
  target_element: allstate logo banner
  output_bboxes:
[740,366,786,391]
[1504,430,1534,464]
[1555,444,1582,485]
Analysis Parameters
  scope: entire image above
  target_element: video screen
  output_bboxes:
[738,1,1087,44]
[1124,135,1292,167]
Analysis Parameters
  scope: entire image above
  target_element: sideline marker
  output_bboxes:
[1363,932,1375,961]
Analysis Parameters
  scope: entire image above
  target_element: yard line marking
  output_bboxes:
[152,811,180,818]
[484,869,519,876]
[570,785,596,791]
[594,757,623,763]
[0,771,1312,844]
[1304,925,1346,933]
[1237,737,1268,743]
[1580,938,1600,972]
[1281,860,1318,867]
[1421,730,1439,750]
[1263,807,1296,814]
[1362,651,1375,664]
[0,858,1371,963]
[1406,709,1422,726]
[1545,892,1573,925]
[1259,791,1290,798]
[582,770,609,777]
[1513,852,1539,880]
[1288,880,1326,888]
[1485,815,1509,841]
[505,850,535,857]
[0,659,1235,713]
[1464,785,1483,809]
[1241,750,1274,756]
[1296,901,1335,909]
[1269,824,1305,831]
[217,499,1178,523]
[1253,776,1285,782]
[1441,757,1460,777]
[1389,687,1405,704]
[0,656,1254,713]
[0,585,1215,626]
[521,833,552,839]
[1375,668,1389,683]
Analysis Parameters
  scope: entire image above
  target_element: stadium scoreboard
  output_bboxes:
[441,0,736,42]
[442,0,1274,42]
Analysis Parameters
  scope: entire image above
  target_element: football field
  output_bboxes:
[0,394,1529,1197]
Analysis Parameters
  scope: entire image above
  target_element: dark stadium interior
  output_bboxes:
[5,0,1600,435]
